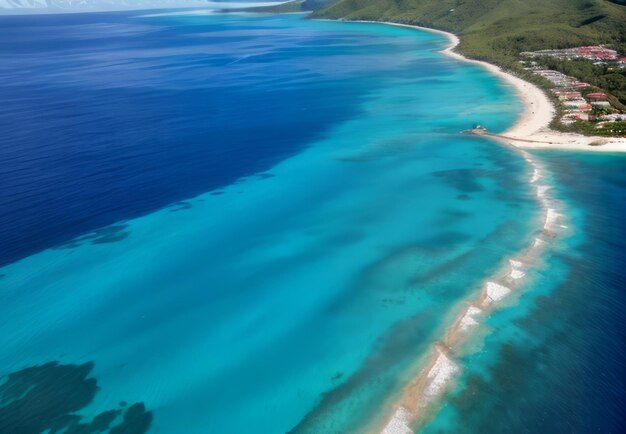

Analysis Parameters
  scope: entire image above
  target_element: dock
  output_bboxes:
[463,127,555,145]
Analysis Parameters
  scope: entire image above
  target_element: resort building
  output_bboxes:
[552,91,582,100]
[586,92,608,100]
[522,46,619,61]
[525,52,621,126]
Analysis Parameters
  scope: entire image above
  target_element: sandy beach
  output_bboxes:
[374,21,626,152]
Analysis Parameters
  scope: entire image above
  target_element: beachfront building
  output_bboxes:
[562,112,590,124]
[528,58,621,127]
[522,46,619,62]
[587,92,608,100]
[536,69,576,87]
[553,91,582,100]
[563,99,590,109]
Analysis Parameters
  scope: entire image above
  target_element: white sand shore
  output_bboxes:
[372,21,626,152]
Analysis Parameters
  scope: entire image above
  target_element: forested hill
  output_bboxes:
[311,0,626,69]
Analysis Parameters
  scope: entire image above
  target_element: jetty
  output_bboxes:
[463,126,556,145]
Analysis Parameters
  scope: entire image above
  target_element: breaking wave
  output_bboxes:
[375,146,569,433]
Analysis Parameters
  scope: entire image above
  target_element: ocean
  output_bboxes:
[422,151,626,434]
[0,9,624,434]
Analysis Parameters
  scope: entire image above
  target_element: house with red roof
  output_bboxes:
[587,92,608,100]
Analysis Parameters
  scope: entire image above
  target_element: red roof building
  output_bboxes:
[576,46,618,59]
[560,92,582,99]
[587,92,608,100]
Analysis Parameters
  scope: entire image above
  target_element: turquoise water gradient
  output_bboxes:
[422,152,626,433]
[0,13,547,433]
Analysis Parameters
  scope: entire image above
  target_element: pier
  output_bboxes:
[463,127,556,144]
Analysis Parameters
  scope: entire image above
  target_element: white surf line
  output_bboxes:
[544,208,560,231]
[530,168,541,183]
[381,406,414,434]
[509,259,526,280]
[379,344,461,434]
[483,281,512,305]
[374,152,566,434]
[458,305,482,332]
[422,349,460,399]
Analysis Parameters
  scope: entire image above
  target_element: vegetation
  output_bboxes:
[243,0,626,75]
[312,0,626,72]
[234,0,306,13]
[235,0,336,13]
[566,120,626,136]
[592,105,615,117]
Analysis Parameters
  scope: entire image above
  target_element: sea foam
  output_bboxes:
[537,185,550,198]
[530,168,541,183]
[509,259,525,279]
[424,351,459,397]
[459,305,482,331]
[485,281,511,302]
[381,406,414,434]
[544,208,559,230]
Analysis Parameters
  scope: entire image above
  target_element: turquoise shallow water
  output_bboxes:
[0,12,565,434]
[422,152,626,433]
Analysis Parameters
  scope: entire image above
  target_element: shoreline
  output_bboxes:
[375,150,564,434]
[353,20,626,152]
[342,20,573,434]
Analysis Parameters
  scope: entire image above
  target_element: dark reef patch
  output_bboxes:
[53,241,84,250]
[438,208,471,226]
[432,169,489,193]
[0,361,152,434]
[169,201,193,212]
[416,231,472,250]
[90,225,130,244]
[327,230,366,246]
[109,403,152,434]
[330,372,343,382]
[53,224,131,250]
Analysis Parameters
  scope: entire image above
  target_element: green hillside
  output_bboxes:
[232,0,336,13]
[312,0,626,70]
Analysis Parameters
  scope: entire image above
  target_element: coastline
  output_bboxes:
[342,20,573,434]
[374,148,564,434]
[356,20,626,152]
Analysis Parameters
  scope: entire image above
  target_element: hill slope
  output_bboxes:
[313,0,626,69]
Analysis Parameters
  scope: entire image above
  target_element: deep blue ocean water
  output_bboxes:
[1,9,625,434]
[0,10,382,265]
